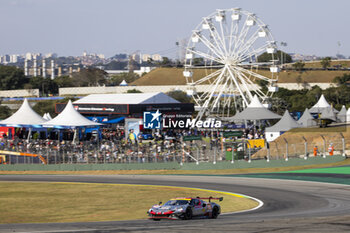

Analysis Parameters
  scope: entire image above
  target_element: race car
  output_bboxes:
[147,196,223,220]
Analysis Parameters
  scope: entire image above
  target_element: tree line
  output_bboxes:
[0,65,140,96]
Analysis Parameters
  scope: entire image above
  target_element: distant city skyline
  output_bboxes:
[0,0,349,58]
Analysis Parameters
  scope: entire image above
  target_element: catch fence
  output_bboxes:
[0,135,347,166]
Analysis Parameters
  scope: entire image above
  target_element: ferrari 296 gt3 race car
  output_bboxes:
[147,197,223,220]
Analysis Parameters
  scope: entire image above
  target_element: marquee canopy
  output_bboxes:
[297,108,317,127]
[0,98,47,127]
[266,110,300,132]
[42,100,102,128]
[231,95,281,121]
[309,94,339,114]
[337,105,347,123]
[319,106,337,122]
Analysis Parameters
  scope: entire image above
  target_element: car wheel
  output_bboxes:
[211,207,219,219]
[185,208,193,220]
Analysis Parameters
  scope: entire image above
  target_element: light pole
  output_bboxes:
[280,42,288,68]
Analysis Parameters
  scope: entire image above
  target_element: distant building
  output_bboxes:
[10,55,18,63]
[25,52,42,61]
[131,53,140,63]
[290,53,318,61]
[133,66,155,76]
[152,54,162,61]
[45,53,58,58]
[142,54,151,62]
[1,55,10,64]
[25,52,32,60]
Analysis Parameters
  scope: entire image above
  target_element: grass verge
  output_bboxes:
[0,158,349,175]
[0,182,258,224]
[281,166,350,174]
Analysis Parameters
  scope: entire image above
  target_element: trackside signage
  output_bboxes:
[143,110,222,129]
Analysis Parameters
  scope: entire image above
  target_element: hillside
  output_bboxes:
[285,59,350,69]
[131,67,349,86]
[131,68,215,86]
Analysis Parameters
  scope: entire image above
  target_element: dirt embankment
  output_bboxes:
[131,67,349,86]
[253,126,350,159]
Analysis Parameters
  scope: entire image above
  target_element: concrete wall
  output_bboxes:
[59,83,336,96]
[276,83,335,90]
[0,89,39,97]
[59,85,215,96]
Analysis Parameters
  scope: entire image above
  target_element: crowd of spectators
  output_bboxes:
[0,126,265,164]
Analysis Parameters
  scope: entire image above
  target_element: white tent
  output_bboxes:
[320,107,337,122]
[119,80,128,86]
[337,105,347,123]
[309,94,338,114]
[0,98,47,126]
[231,95,281,121]
[265,110,301,142]
[42,100,102,128]
[43,113,53,121]
[347,108,350,123]
[46,113,52,120]
[297,108,317,127]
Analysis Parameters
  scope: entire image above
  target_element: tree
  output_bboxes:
[256,79,268,93]
[0,105,12,120]
[103,60,128,70]
[32,100,57,117]
[296,75,302,85]
[292,61,305,71]
[108,72,139,86]
[268,97,289,115]
[32,97,77,118]
[126,89,142,93]
[166,90,191,103]
[320,57,332,69]
[54,76,74,88]
[28,76,58,96]
[0,65,27,90]
[332,73,350,85]
[192,58,204,66]
[161,57,171,67]
[257,50,292,63]
[72,68,107,87]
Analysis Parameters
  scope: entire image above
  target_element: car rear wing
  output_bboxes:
[197,196,223,202]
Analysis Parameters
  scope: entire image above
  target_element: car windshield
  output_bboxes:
[164,200,189,206]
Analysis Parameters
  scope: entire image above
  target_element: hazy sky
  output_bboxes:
[0,0,349,58]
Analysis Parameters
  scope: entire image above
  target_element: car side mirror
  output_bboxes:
[159,202,162,205]
[202,203,206,207]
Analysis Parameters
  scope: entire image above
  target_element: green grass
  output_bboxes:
[281,166,350,174]
[1,157,349,175]
[0,182,258,224]
[228,174,350,185]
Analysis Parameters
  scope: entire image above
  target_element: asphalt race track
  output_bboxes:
[0,175,350,233]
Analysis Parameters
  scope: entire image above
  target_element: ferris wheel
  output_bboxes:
[184,8,279,120]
